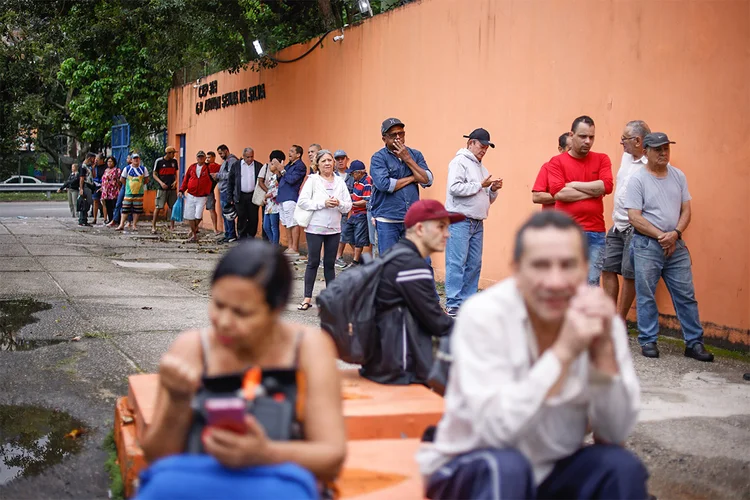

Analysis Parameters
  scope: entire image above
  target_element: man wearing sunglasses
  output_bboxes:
[369,118,434,254]
[601,120,650,321]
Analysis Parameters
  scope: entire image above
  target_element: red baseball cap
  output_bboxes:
[404,200,465,228]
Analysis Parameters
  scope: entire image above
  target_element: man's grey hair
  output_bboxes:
[626,120,651,139]
[243,147,254,155]
[309,143,321,150]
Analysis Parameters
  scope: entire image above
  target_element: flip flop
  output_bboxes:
[297,302,312,311]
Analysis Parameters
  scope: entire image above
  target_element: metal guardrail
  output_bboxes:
[0,183,65,198]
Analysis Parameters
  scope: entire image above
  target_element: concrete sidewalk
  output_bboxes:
[0,214,748,499]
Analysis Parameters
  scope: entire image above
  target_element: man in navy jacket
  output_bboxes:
[277,144,307,257]
[370,118,434,254]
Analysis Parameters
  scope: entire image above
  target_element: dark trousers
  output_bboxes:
[236,192,259,239]
[304,232,340,299]
[77,189,91,225]
[104,199,116,223]
[426,445,648,500]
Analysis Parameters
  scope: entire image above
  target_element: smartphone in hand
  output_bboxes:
[205,397,247,434]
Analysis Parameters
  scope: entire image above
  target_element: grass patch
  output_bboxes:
[627,324,750,362]
[103,430,124,500]
[0,192,67,202]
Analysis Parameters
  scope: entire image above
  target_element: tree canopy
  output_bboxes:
[0,0,400,178]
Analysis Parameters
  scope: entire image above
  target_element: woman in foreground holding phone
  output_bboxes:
[139,240,346,499]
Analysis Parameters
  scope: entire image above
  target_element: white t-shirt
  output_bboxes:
[612,152,647,231]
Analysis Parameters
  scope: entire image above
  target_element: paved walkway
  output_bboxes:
[0,212,748,498]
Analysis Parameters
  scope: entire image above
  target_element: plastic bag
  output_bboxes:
[171,195,184,222]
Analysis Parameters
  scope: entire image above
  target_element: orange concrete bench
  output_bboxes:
[128,369,443,442]
[339,438,425,499]
[114,397,146,499]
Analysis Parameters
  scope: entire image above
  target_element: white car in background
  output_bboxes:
[2,175,44,184]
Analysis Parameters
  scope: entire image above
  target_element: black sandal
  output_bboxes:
[297,302,312,311]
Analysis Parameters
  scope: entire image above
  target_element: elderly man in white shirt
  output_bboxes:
[443,128,503,317]
[601,120,650,321]
[417,210,646,499]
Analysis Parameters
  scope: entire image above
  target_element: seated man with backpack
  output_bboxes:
[363,200,459,385]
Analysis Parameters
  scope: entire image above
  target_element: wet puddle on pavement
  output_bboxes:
[0,298,63,351]
[0,405,86,485]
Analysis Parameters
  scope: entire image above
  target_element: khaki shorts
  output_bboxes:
[156,189,178,209]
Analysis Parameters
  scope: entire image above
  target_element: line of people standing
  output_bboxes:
[531,116,713,362]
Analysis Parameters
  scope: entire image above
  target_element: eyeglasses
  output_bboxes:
[387,131,405,139]
[620,136,637,143]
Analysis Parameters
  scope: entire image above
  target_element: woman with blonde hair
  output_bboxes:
[296,150,352,311]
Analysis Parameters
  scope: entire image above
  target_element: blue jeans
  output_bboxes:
[632,234,704,347]
[263,212,280,245]
[585,231,606,286]
[445,219,484,309]
[113,185,132,223]
[367,208,378,257]
[376,221,405,255]
[219,190,237,240]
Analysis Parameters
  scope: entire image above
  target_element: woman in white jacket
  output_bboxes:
[296,150,352,310]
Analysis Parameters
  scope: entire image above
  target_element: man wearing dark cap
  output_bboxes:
[362,199,458,386]
[369,118,434,254]
[444,128,503,316]
[334,149,356,267]
[151,145,179,233]
[338,160,372,267]
[625,132,713,362]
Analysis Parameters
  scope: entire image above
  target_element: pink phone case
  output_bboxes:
[205,397,246,433]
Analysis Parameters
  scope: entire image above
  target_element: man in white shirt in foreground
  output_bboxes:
[417,210,647,499]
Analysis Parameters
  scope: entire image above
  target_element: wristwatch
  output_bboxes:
[280,169,286,176]
[675,229,683,240]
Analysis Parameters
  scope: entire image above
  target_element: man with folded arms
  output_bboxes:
[417,210,647,499]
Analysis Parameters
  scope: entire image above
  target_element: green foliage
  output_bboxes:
[0,192,67,202]
[0,0,361,172]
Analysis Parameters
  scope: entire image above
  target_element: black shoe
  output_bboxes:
[743,373,750,381]
[685,343,714,362]
[445,307,458,318]
[641,342,659,358]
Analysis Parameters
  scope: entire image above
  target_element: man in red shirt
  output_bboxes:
[179,150,214,243]
[531,132,572,210]
[548,115,613,286]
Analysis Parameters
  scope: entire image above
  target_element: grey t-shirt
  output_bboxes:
[624,164,691,232]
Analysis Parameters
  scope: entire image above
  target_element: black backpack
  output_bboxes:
[316,248,410,364]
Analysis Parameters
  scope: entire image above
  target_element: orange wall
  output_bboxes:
[168,0,750,344]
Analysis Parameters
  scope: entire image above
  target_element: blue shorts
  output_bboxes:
[341,213,370,248]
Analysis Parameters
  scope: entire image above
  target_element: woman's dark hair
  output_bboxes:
[212,240,292,310]
[106,155,118,167]
[269,150,286,163]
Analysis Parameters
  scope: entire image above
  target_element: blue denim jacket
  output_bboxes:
[369,146,433,220]
[277,159,307,204]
